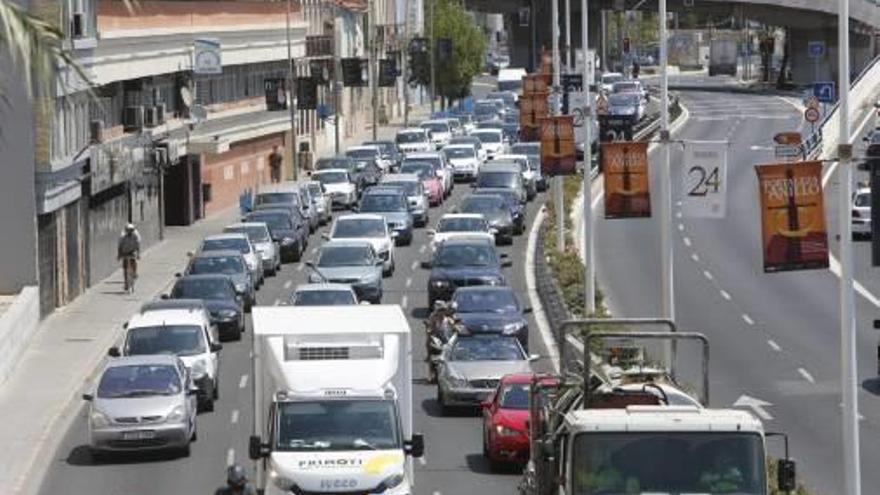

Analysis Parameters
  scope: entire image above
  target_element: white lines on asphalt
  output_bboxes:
[677,223,684,231]
[239,374,249,389]
[230,409,239,424]
[798,368,816,384]
[741,314,755,326]
[749,145,774,151]
[283,280,292,289]
[310,247,318,255]
[411,261,419,271]
[767,339,782,352]
[676,200,683,207]
[432,491,442,495]
[419,244,427,254]
[702,270,714,281]
[676,211,682,219]
[682,237,691,247]
[226,448,235,466]
[719,289,731,301]
[401,295,409,308]
[273,299,281,306]
[296,263,305,272]
[405,277,413,287]
[691,253,700,262]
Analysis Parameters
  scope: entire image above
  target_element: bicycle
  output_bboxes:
[122,255,138,294]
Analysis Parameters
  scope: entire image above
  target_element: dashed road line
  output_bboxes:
[239,375,249,389]
[273,299,281,306]
[703,270,714,281]
[677,223,684,231]
[231,409,239,424]
[419,245,427,254]
[767,339,782,352]
[676,211,683,219]
[719,289,731,301]
[683,237,691,247]
[401,295,409,308]
[405,277,413,287]
[226,448,235,466]
[411,261,419,271]
[742,314,755,326]
[798,368,816,384]
[283,280,292,289]
[691,253,700,262]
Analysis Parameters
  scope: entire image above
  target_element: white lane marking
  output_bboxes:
[719,289,731,301]
[419,245,427,254]
[683,237,691,247]
[703,270,714,281]
[273,299,281,306]
[676,211,683,219]
[226,448,235,466]
[310,247,318,255]
[405,277,413,287]
[411,261,419,271]
[297,263,305,272]
[767,339,782,352]
[231,409,240,424]
[401,295,409,308]
[733,395,774,421]
[676,200,683,207]
[798,367,816,384]
[677,223,684,231]
[742,314,755,326]
[691,253,700,262]
[239,375,249,389]
[433,491,442,495]
[284,280,292,289]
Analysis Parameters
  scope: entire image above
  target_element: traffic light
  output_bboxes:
[296,77,318,110]
[408,37,430,86]
[341,57,368,87]
[437,38,453,63]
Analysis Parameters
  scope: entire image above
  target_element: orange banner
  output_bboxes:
[755,161,828,272]
[522,74,550,95]
[519,91,549,128]
[603,141,651,218]
[539,116,576,176]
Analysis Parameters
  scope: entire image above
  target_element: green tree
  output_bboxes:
[429,0,486,107]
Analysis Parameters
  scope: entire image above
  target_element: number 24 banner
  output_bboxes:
[682,141,728,218]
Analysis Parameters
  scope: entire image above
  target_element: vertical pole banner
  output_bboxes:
[519,91,549,142]
[755,161,829,272]
[682,141,728,218]
[603,141,650,218]
[539,116,577,176]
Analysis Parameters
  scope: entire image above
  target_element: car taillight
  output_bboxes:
[853,209,861,218]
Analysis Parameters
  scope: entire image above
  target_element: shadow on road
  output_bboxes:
[66,445,184,466]
[420,398,479,419]
[464,453,523,476]
[861,378,880,395]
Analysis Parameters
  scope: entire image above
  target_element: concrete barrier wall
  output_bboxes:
[818,57,880,157]
[0,287,40,386]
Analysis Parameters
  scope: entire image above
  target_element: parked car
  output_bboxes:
[255,183,318,234]
[184,250,255,310]
[289,283,359,306]
[400,162,444,206]
[436,334,533,414]
[853,186,871,240]
[243,209,306,262]
[357,186,414,246]
[311,169,358,210]
[223,222,280,276]
[381,174,430,227]
[422,237,510,307]
[168,274,245,339]
[324,214,396,276]
[83,355,198,457]
[115,306,222,411]
[197,233,263,288]
[395,128,434,154]
[457,194,515,244]
[450,135,487,162]
[307,240,384,304]
[471,129,507,160]
[363,139,403,171]
[420,120,454,149]
[403,151,453,197]
[443,144,481,181]
[449,286,531,348]
[427,213,496,250]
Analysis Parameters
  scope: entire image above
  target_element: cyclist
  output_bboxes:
[215,464,257,495]
[117,223,141,292]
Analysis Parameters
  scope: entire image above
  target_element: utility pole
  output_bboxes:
[286,0,298,181]
[429,0,436,114]
[552,0,564,253]
[403,0,410,127]
[658,0,674,366]
[334,6,341,155]
[369,0,378,141]
[837,0,861,491]
[581,0,593,315]
[564,0,572,72]
[530,0,537,71]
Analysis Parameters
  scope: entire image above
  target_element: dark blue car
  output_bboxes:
[422,238,510,308]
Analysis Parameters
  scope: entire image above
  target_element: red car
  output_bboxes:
[481,373,557,470]
[401,162,444,206]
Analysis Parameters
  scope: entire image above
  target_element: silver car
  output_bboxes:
[223,222,281,276]
[306,240,384,304]
[436,334,534,414]
[83,354,198,457]
[304,181,332,225]
[289,283,359,306]
[198,233,263,288]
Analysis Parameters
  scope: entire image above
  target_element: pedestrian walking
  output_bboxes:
[269,145,283,183]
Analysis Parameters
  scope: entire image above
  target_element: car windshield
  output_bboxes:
[224,225,270,243]
[256,192,300,207]
[314,172,349,184]
[318,245,374,267]
[422,122,449,133]
[365,141,394,154]
[276,399,400,452]
[454,289,518,313]
[246,213,291,231]
[461,196,504,212]
[450,336,524,361]
[125,325,206,357]
[401,163,435,180]
[397,132,426,143]
[333,219,386,238]
[451,137,479,146]
[855,193,871,207]
[497,159,528,172]
[189,255,246,275]
[315,158,352,170]
[613,82,639,93]
[97,364,181,399]
[307,183,324,197]
[384,181,419,195]
[478,121,504,130]
[602,74,623,84]
[172,278,235,300]
[473,132,501,143]
[511,144,540,157]
[201,238,250,254]
[293,290,357,306]
[346,148,378,159]
[444,147,475,159]
[477,172,517,189]
[360,194,407,212]
[435,243,496,267]
[609,94,639,106]
[497,79,522,92]
[438,217,488,233]
[571,432,766,495]
[499,383,531,409]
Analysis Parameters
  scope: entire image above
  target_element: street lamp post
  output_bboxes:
[552,0,564,253]
[429,0,436,114]
[369,0,379,141]
[286,0,298,181]
[581,0,594,315]
[658,0,675,370]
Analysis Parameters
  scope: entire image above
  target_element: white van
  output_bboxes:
[497,67,527,96]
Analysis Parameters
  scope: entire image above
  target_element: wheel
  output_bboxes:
[191,420,198,442]
[202,397,214,413]
[436,385,448,416]
[213,380,219,400]
[90,448,108,463]
[292,242,303,262]
[482,431,489,457]
[178,442,191,458]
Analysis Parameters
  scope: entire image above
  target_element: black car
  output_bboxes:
[363,140,403,171]
[450,286,532,349]
[422,238,510,308]
[184,250,255,310]
[457,194,515,244]
[168,274,244,341]
[474,188,526,234]
[314,156,368,194]
[244,209,305,262]
[357,187,415,246]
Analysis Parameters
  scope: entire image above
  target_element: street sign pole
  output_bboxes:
[582,0,594,315]
[837,0,861,492]
[659,0,675,367]
[286,0,298,181]
[553,0,565,253]
[565,0,572,72]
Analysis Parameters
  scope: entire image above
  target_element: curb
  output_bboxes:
[524,206,560,373]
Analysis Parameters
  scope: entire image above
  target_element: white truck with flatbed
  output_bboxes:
[249,305,424,495]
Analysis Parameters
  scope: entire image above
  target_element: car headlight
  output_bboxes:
[90,409,111,428]
[234,282,248,293]
[269,469,296,490]
[502,321,526,335]
[190,359,207,378]
[431,279,450,289]
[218,309,237,319]
[281,237,295,245]
[445,373,469,388]
[166,405,187,423]
[495,425,521,437]
[487,277,503,286]
[377,473,405,491]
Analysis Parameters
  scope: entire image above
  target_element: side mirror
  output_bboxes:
[210,343,223,353]
[321,232,331,240]
[421,260,433,269]
[405,433,425,458]
[107,347,121,358]
[82,393,94,401]
[523,306,533,314]
[160,293,170,300]
[174,272,182,278]
[528,353,540,362]
[777,459,797,491]
[500,253,509,259]
[186,251,194,257]
[249,435,268,460]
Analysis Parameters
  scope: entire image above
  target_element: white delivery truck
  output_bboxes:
[709,37,738,76]
[249,305,424,495]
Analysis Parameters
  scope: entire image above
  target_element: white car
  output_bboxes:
[471,129,506,160]
[405,151,454,196]
[395,128,434,154]
[445,118,464,137]
[115,306,222,411]
[495,154,537,200]
[443,144,482,181]
[303,180,332,224]
[600,72,624,93]
[427,213,496,250]
[311,169,357,209]
[450,136,487,162]
[420,120,453,149]
[223,222,281,276]
[346,145,391,173]
[853,186,871,239]
[323,214,396,276]
[289,283,359,306]
[198,233,263,287]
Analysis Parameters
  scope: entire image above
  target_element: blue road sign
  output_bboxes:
[812,82,835,103]
[808,41,825,58]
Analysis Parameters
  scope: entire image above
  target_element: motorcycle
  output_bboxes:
[423,302,465,383]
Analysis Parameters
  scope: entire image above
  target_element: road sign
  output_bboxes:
[682,142,728,218]
[561,74,583,92]
[807,41,826,59]
[812,81,835,103]
[804,107,821,123]
[806,95,820,110]
[774,144,802,161]
[193,38,222,74]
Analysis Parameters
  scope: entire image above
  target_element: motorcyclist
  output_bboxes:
[215,464,257,495]
[423,301,464,383]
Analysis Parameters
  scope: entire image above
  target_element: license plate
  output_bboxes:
[123,430,155,440]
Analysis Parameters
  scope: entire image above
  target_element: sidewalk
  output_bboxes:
[1,104,431,495]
